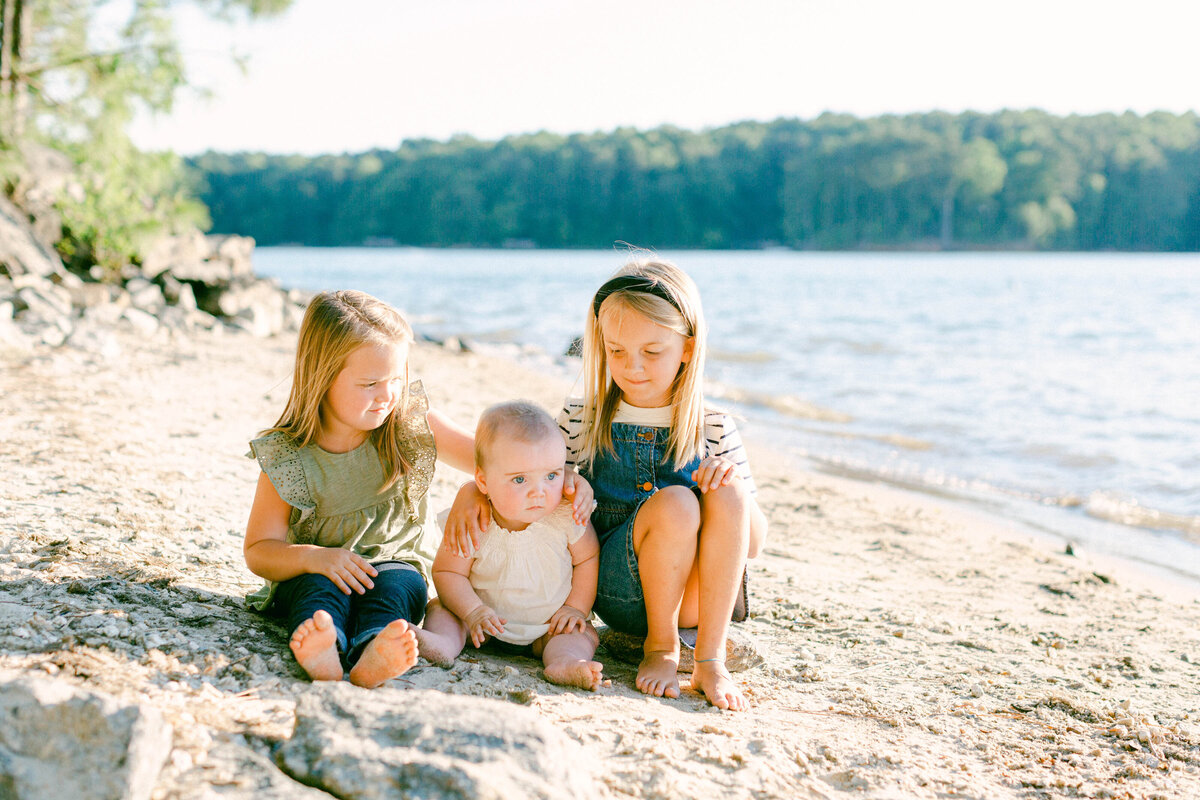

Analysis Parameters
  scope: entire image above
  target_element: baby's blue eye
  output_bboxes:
[512,476,525,485]
[547,472,559,481]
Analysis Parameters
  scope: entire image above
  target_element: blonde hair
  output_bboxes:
[266,290,414,489]
[578,257,708,470]
[475,400,561,469]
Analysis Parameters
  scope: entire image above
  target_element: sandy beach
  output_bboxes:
[2,322,1199,799]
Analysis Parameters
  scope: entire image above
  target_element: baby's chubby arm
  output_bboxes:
[432,538,505,648]
[547,524,600,635]
[243,472,378,594]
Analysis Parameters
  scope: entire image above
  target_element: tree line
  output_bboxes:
[190,110,1200,251]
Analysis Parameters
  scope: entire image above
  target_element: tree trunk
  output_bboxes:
[0,0,28,141]
[1,0,12,91]
[940,191,955,250]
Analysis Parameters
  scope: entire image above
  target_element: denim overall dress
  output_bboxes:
[581,423,704,635]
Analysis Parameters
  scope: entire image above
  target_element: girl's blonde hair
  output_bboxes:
[266,290,415,489]
[578,257,708,470]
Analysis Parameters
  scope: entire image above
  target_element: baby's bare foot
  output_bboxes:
[636,649,680,698]
[544,658,604,691]
[690,660,748,711]
[349,619,418,688]
[290,609,343,682]
[413,627,457,668]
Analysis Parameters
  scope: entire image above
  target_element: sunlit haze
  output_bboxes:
[129,0,1200,155]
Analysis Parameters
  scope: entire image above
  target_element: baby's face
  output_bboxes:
[476,433,567,531]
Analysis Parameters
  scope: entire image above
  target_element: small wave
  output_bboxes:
[708,383,852,423]
[1018,444,1119,470]
[806,336,897,356]
[707,348,778,364]
[872,433,934,451]
[1084,492,1200,539]
[796,426,934,451]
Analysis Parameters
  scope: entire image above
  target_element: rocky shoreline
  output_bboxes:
[2,172,307,354]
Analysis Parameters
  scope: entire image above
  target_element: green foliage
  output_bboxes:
[1,0,291,275]
[189,111,1200,252]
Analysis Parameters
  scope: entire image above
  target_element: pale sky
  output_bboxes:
[128,0,1200,156]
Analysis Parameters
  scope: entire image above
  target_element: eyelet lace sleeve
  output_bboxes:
[248,430,317,541]
[398,380,437,518]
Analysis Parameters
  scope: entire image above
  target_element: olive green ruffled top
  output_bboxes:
[245,381,439,611]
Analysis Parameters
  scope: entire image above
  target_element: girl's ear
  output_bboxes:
[681,336,696,364]
[474,468,488,496]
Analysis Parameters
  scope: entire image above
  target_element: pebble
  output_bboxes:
[171,749,194,772]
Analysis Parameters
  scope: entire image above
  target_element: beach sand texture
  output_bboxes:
[2,326,1199,799]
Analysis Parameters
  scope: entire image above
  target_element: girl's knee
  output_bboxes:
[644,485,701,530]
[634,487,701,551]
[700,480,749,519]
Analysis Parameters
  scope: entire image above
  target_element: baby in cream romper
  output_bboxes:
[420,401,605,691]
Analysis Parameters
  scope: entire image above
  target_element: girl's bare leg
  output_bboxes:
[290,609,344,682]
[687,481,751,711]
[632,486,701,699]
[414,598,468,667]
[535,624,603,690]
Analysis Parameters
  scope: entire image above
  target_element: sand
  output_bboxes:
[2,324,1199,799]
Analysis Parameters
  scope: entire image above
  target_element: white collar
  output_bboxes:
[613,401,672,427]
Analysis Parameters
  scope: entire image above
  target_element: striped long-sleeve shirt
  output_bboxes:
[557,399,757,495]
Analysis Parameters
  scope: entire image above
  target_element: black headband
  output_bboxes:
[592,275,682,318]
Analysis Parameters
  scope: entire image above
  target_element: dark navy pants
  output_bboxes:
[274,560,426,668]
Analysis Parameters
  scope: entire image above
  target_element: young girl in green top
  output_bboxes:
[243,290,476,687]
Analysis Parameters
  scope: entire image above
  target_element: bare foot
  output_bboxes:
[690,660,748,711]
[289,609,343,682]
[413,626,458,668]
[544,658,604,691]
[636,649,680,698]
[348,619,418,688]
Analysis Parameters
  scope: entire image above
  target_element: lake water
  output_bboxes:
[254,247,1200,584]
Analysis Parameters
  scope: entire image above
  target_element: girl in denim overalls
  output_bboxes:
[559,258,768,711]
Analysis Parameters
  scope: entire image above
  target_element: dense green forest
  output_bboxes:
[190,111,1200,251]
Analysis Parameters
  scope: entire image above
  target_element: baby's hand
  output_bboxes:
[307,548,378,595]
[444,481,491,557]
[691,456,738,493]
[547,604,588,635]
[562,471,595,525]
[464,604,505,648]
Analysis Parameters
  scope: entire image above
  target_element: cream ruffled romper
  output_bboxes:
[439,503,585,646]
